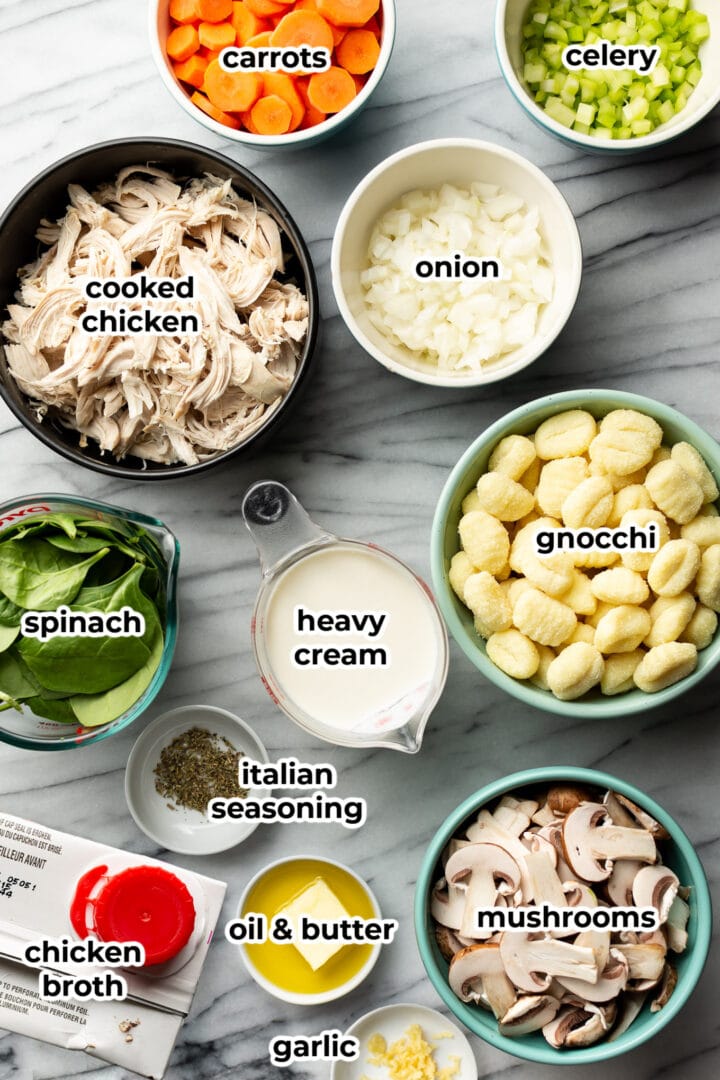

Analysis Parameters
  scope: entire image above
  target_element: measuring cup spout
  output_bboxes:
[241,481,335,576]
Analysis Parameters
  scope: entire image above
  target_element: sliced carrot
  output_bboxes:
[196,0,233,20]
[191,90,242,127]
[169,0,200,23]
[295,0,318,9]
[240,108,260,133]
[167,24,200,61]
[263,71,305,129]
[270,9,334,51]
[351,71,367,92]
[203,58,263,110]
[231,1,263,43]
[307,64,356,112]
[198,20,236,48]
[251,94,293,134]
[198,46,220,59]
[173,54,209,87]
[335,27,379,73]
[316,0,379,27]
[296,79,327,127]
[246,30,273,46]
[244,0,287,15]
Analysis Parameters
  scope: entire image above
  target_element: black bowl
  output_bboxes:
[0,138,319,480]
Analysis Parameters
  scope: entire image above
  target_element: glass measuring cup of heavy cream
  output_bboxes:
[242,482,448,753]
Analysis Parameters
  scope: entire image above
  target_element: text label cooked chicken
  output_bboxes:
[3,166,310,466]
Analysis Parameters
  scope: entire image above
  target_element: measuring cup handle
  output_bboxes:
[242,481,335,576]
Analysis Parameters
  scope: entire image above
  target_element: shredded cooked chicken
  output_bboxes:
[2,166,309,465]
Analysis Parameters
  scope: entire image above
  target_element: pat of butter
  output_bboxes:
[276,877,350,972]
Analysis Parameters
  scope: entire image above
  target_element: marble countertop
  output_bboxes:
[1,1,718,1078]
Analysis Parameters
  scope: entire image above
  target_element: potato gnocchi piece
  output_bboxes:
[591,566,649,606]
[633,642,698,693]
[681,514,720,549]
[645,460,704,525]
[489,434,537,480]
[536,458,588,519]
[649,445,672,467]
[465,572,513,638]
[559,569,597,616]
[513,588,577,647]
[547,642,604,700]
[589,410,663,476]
[696,545,720,612]
[522,550,576,598]
[620,509,670,572]
[671,442,719,503]
[449,551,475,600]
[594,605,652,654]
[681,605,718,650]
[458,511,510,575]
[565,622,595,646]
[534,410,597,459]
[486,629,540,680]
[572,545,620,569]
[507,577,536,608]
[461,489,482,515]
[645,593,696,648]
[561,476,614,530]
[586,600,617,629]
[530,644,556,690]
[518,456,542,494]
[601,649,645,695]
[475,472,535,521]
[647,539,701,598]
[589,462,648,492]
[608,484,653,527]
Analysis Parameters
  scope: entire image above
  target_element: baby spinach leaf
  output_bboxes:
[0,650,41,700]
[71,629,164,728]
[24,696,78,724]
[0,594,23,627]
[0,540,108,610]
[17,564,161,694]
[0,624,20,653]
[5,514,79,541]
[47,535,116,554]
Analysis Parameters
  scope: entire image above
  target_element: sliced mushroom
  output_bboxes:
[574,930,610,974]
[430,878,466,931]
[435,924,463,963]
[524,848,566,908]
[602,790,638,828]
[445,843,522,939]
[499,994,560,1037]
[556,948,628,1002]
[608,990,648,1041]
[442,837,471,868]
[465,811,533,898]
[500,933,597,994]
[547,785,593,816]
[617,942,667,986]
[559,996,617,1032]
[536,824,576,882]
[543,1006,607,1048]
[562,803,656,882]
[532,802,559,828]
[449,943,517,1019]
[493,795,539,837]
[650,963,678,1012]
[563,881,597,908]
[606,860,644,907]
[632,864,679,923]
[607,791,670,840]
[666,896,690,954]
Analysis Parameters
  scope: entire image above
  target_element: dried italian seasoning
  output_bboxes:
[154,727,247,813]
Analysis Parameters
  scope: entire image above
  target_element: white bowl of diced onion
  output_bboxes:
[495,0,720,153]
[331,139,582,387]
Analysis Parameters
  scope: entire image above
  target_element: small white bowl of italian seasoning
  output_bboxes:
[125,705,270,855]
[332,139,582,387]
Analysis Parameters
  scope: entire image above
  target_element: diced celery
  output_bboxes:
[631,118,654,133]
[576,101,597,124]
[525,62,548,83]
[657,98,676,122]
[651,62,672,86]
[545,96,577,126]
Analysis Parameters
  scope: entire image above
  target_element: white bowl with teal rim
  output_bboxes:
[495,0,720,153]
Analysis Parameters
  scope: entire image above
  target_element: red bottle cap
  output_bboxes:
[72,865,196,967]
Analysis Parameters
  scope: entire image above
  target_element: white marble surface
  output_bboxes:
[1,0,719,1078]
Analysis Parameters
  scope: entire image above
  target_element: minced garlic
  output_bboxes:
[360,1024,461,1080]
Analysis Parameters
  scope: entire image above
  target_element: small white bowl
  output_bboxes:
[150,0,397,150]
[495,0,720,154]
[331,1003,478,1080]
[331,138,582,387]
[125,704,270,855]
[236,854,382,1005]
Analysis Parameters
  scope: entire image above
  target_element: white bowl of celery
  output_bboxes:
[496,0,720,150]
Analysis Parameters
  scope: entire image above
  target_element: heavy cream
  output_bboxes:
[263,545,442,734]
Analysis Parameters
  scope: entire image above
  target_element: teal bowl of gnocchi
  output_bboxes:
[431,389,720,717]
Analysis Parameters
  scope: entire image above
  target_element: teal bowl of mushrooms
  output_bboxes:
[414,766,712,1064]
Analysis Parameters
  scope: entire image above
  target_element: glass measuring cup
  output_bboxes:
[0,494,179,751]
[242,481,448,753]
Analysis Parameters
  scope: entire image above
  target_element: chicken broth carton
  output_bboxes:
[0,813,226,1078]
